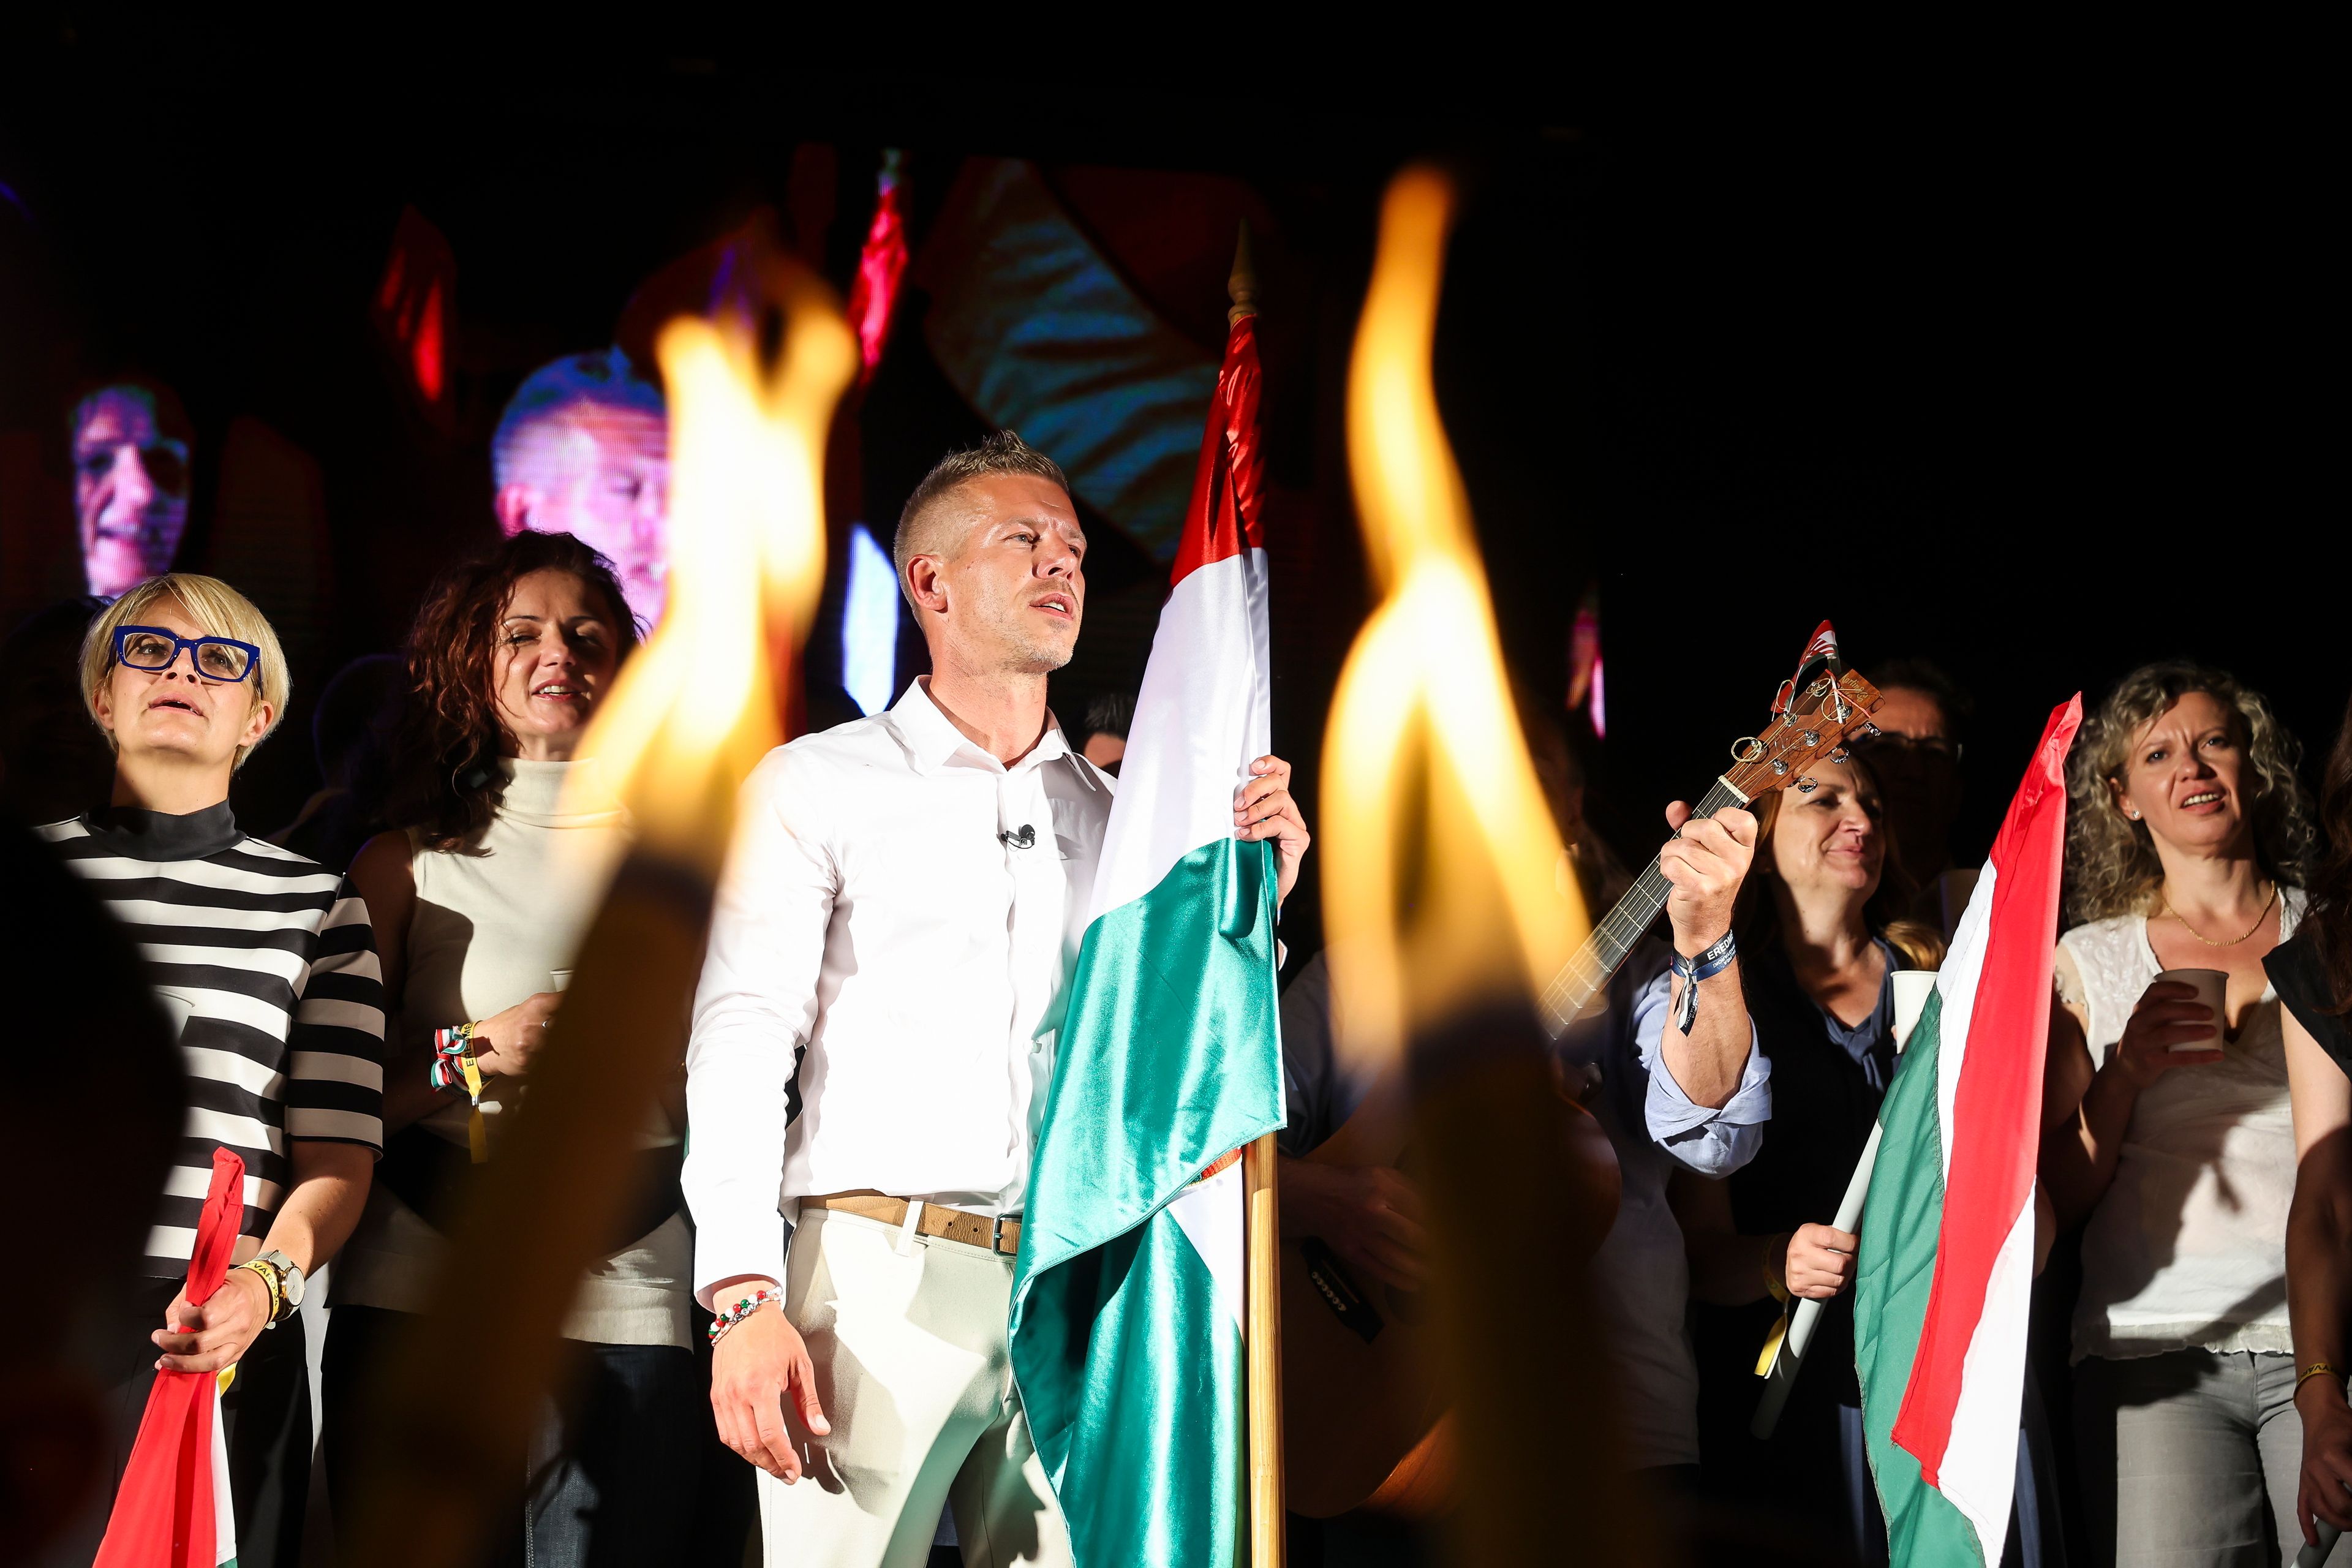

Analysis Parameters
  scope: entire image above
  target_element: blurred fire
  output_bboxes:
[1321,166,1585,1065]
[350,236,855,1568]
[567,236,856,865]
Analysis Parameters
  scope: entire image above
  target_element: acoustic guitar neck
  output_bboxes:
[1537,775,1749,1038]
[1532,643,1886,1039]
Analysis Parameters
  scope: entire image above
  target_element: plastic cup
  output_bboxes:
[1891,971,1939,1052]
[549,969,573,993]
[2155,967,2226,1052]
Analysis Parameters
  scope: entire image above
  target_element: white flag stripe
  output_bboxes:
[1932,857,1998,1186]
[1167,1163,1248,1333]
[1940,1196,2036,1551]
[1087,548,1272,924]
[213,1381,238,1563]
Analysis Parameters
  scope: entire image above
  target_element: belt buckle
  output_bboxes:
[991,1215,1010,1254]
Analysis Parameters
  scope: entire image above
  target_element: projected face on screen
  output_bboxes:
[492,352,672,628]
[72,383,193,600]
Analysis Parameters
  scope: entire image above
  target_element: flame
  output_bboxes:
[1321,167,1585,1064]
[568,241,858,869]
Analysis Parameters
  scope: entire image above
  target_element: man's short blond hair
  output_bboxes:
[81,574,291,769]
[892,431,1070,610]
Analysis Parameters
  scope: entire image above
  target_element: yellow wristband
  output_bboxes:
[2298,1361,2340,1390]
[233,1258,282,1323]
[1764,1239,1792,1306]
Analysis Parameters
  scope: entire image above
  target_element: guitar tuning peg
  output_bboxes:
[1860,722,1882,739]
[1829,747,1849,764]
[1795,776,1819,793]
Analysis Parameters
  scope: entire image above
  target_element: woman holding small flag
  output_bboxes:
[1678,748,1948,1562]
[2041,662,2333,1566]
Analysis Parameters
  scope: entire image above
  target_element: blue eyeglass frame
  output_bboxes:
[111,625,263,684]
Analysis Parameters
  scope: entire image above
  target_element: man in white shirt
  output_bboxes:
[686,431,1310,1567]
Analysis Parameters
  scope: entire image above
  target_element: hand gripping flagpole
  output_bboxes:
[1751,970,1939,1439]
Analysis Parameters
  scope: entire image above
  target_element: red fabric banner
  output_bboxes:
[1892,695,2081,1485]
[94,1146,245,1568]
[1169,314,1265,589]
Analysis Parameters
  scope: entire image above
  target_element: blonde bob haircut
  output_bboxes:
[2064,660,2314,926]
[80,574,290,771]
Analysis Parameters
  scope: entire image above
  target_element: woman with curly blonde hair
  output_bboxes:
[2041,661,2331,1567]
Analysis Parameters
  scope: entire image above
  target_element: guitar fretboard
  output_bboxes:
[1539,775,1749,1038]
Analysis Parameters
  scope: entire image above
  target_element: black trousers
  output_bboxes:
[43,1277,312,1568]
[323,1306,753,1568]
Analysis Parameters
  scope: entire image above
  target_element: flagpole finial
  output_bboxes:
[1228,221,1259,325]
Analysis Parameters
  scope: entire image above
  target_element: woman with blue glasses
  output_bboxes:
[41,572,385,1568]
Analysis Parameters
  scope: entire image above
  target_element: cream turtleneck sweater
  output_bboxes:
[331,758,692,1347]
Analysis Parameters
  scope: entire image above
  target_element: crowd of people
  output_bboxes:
[12,344,2352,1568]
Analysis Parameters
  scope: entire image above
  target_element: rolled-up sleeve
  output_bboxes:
[685,746,837,1308]
[1630,962,1771,1177]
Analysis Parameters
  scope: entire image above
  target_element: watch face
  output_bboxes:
[264,1252,304,1308]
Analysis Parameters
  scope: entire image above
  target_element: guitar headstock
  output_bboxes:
[1721,667,1885,804]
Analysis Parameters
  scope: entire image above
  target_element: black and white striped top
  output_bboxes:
[43,804,385,1277]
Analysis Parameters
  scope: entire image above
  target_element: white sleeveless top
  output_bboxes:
[331,758,693,1347]
[2060,889,2303,1363]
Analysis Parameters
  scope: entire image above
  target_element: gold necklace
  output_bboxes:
[2161,881,2278,948]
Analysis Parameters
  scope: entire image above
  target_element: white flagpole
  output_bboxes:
[1751,970,1939,1440]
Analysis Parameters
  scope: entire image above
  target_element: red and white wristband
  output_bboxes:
[707,1286,783,1347]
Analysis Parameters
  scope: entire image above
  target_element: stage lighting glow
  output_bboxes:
[1319,167,1586,1067]
[842,521,899,715]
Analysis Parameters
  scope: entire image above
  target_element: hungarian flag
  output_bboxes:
[1009,309,1284,1566]
[1855,695,2081,1563]
[96,1146,244,1568]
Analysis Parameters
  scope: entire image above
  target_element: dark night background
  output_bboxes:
[1,21,2334,964]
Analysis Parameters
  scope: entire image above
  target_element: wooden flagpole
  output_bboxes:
[1230,221,1285,1568]
[1245,1133,1284,1568]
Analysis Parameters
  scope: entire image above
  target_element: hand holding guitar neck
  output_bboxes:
[1539,624,1885,1036]
[1657,799,1756,957]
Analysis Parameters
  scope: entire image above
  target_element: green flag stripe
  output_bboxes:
[1009,836,1284,1567]
[1853,988,1986,1565]
[1024,1206,1247,1566]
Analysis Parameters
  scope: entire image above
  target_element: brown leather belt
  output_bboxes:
[802,1194,1022,1256]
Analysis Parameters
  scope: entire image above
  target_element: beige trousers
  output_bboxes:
[758,1204,1074,1568]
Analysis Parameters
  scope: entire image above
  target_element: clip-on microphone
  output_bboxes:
[998,824,1037,850]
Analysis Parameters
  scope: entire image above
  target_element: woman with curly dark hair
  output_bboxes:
[326,531,739,1565]
[2041,662,2328,1567]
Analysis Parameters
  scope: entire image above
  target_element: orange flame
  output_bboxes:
[1321,167,1586,1065]
[567,244,858,867]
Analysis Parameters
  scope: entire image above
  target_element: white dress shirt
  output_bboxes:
[684,679,1112,1305]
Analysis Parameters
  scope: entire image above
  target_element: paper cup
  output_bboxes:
[548,969,573,993]
[2155,967,2226,1052]
[1891,971,1939,1052]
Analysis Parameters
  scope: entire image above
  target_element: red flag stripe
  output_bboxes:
[1168,314,1265,587]
[94,1146,246,1568]
[1891,696,2081,1485]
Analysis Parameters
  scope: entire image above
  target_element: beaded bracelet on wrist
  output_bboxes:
[708,1287,784,1347]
